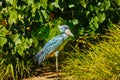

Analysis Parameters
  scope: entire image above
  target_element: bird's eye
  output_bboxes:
[65,27,68,29]
[61,27,64,30]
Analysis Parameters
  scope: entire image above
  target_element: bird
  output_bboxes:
[34,25,74,78]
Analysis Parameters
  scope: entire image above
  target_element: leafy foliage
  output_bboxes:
[0,0,120,79]
[63,25,120,79]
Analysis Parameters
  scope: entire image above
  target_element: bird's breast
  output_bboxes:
[46,40,68,58]
[46,47,60,58]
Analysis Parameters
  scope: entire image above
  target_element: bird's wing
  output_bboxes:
[34,49,44,63]
[43,35,63,50]
[35,35,64,65]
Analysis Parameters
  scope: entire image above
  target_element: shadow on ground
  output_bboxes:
[23,63,65,80]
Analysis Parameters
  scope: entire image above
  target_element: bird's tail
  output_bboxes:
[34,50,46,65]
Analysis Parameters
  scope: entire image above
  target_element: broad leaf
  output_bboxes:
[69,4,75,8]
[41,10,48,20]
[6,0,17,7]
[80,0,87,8]
[8,10,17,25]
[89,16,99,31]
[0,26,8,37]
[10,34,20,43]
[97,13,106,23]
[104,1,110,10]
[0,37,7,47]
[40,0,48,9]
[23,0,33,5]
[118,0,120,6]
[51,2,60,9]
[72,19,79,25]
[16,44,24,56]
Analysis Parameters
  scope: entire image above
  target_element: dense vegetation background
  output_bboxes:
[0,0,120,79]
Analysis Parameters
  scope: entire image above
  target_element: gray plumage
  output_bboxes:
[34,35,64,64]
[34,25,74,65]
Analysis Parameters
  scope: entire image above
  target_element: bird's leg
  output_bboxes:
[55,51,59,79]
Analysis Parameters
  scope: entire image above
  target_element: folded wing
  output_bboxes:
[34,35,64,65]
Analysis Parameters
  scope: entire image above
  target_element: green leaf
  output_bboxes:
[85,11,90,17]
[80,0,87,8]
[16,44,24,56]
[41,10,48,20]
[51,2,60,8]
[15,37,33,56]
[94,16,98,22]
[32,3,41,14]
[89,4,94,11]
[89,25,95,31]
[40,0,48,9]
[93,21,99,29]
[72,19,79,25]
[69,4,75,8]
[0,37,7,47]
[97,13,106,23]
[48,3,54,11]
[0,26,8,37]
[24,38,33,49]
[117,0,120,6]
[93,16,99,29]
[32,35,38,47]
[15,39,21,46]
[8,10,17,25]
[104,1,110,10]
[23,0,33,5]
[89,16,99,31]
[55,0,59,3]
[99,4,104,11]
[90,16,98,24]
[10,34,20,42]
[79,27,84,35]
[10,64,15,80]
[6,0,17,7]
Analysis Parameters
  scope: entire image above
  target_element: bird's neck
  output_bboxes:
[62,33,68,40]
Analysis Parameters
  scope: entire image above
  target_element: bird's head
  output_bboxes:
[58,25,74,37]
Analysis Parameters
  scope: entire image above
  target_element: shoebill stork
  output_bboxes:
[34,25,74,77]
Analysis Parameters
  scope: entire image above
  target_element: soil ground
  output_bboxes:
[22,64,67,80]
[23,72,65,80]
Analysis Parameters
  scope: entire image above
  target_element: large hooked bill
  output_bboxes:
[65,29,74,37]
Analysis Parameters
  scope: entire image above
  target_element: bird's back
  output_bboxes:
[34,35,64,65]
